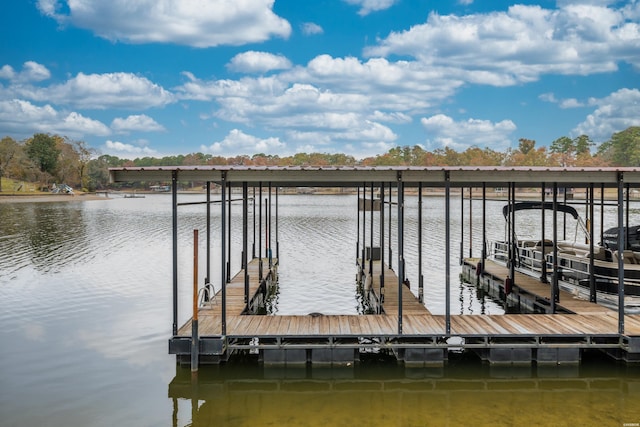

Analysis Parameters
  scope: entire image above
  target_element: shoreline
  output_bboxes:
[0,193,110,203]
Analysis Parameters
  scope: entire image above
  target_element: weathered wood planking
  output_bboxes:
[177,257,640,342]
[179,313,640,338]
[480,259,615,315]
[361,260,431,315]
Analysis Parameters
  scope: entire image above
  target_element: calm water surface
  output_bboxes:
[1,193,639,426]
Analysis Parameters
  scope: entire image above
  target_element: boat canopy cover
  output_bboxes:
[502,202,580,219]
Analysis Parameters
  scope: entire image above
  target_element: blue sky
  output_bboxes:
[1,0,639,159]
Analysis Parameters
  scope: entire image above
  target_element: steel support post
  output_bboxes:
[445,171,451,335]
[618,173,625,334]
[397,173,404,334]
[243,182,249,304]
[552,182,558,313]
[221,172,227,336]
[206,181,211,286]
[379,182,385,307]
[589,183,596,303]
[418,182,424,303]
[172,170,178,336]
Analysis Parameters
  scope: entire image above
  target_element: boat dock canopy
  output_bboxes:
[109,166,640,187]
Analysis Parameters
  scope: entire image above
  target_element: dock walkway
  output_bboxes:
[172,258,640,366]
[468,258,615,315]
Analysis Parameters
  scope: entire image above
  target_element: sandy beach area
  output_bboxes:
[0,193,109,203]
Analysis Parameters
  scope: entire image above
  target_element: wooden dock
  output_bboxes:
[465,258,616,315]
[108,165,640,366]
[171,257,640,366]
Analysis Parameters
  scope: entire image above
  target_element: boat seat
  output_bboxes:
[623,250,637,264]
[613,250,637,264]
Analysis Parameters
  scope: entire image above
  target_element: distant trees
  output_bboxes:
[25,133,60,175]
[0,137,20,192]
[598,126,640,166]
[2,126,640,191]
[0,133,96,191]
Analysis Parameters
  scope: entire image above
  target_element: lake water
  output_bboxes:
[1,193,640,426]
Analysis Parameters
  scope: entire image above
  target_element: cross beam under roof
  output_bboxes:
[109,165,640,187]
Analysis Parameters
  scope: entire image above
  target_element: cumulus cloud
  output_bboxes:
[539,92,585,108]
[104,140,157,155]
[301,22,323,36]
[573,88,640,141]
[365,3,640,84]
[202,129,285,154]
[420,114,516,150]
[8,72,174,110]
[227,51,292,73]
[111,114,165,133]
[344,0,399,16]
[37,0,291,47]
[0,61,51,83]
[0,99,110,137]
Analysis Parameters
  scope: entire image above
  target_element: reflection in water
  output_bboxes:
[2,195,640,427]
[169,354,640,427]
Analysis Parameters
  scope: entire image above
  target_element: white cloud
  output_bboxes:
[202,129,285,155]
[0,99,110,137]
[104,140,157,155]
[559,98,585,108]
[10,72,174,110]
[0,61,51,83]
[365,4,640,84]
[301,22,323,36]
[573,88,640,141]
[420,114,516,150]
[227,51,292,73]
[539,92,585,108]
[111,114,165,133]
[344,0,398,16]
[368,110,412,124]
[37,0,291,47]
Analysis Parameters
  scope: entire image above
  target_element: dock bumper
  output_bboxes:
[169,335,228,365]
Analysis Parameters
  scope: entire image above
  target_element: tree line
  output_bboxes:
[1,127,639,192]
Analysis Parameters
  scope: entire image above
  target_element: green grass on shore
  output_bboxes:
[0,177,42,194]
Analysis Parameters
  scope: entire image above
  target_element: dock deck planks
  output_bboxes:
[176,258,640,354]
